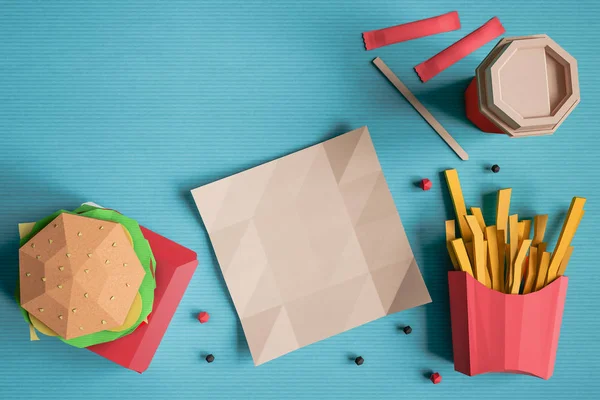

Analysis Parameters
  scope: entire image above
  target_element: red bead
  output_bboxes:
[420,178,432,191]
[430,372,442,384]
[198,311,210,324]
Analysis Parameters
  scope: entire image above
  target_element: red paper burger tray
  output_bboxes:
[88,227,198,373]
[448,271,568,380]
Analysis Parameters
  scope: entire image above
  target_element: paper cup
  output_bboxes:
[465,35,580,137]
[448,271,568,379]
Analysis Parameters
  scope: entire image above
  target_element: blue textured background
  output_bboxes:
[1,1,599,399]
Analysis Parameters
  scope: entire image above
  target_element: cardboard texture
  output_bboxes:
[19,213,146,340]
[485,38,579,131]
[362,11,460,51]
[448,271,568,380]
[88,226,198,373]
[468,35,580,137]
[373,57,468,160]
[191,126,431,365]
[415,17,505,82]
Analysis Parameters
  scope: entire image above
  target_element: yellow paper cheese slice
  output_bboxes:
[29,314,58,337]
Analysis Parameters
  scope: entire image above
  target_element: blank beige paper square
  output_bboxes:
[191,126,431,365]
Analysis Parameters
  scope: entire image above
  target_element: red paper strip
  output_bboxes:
[362,11,460,51]
[414,17,505,82]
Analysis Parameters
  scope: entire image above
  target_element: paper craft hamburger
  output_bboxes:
[17,204,156,348]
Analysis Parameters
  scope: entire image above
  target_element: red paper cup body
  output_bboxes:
[465,77,503,134]
[448,271,568,380]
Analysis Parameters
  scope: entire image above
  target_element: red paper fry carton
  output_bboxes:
[448,271,568,379]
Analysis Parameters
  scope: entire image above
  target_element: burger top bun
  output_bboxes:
[19,213,146,340]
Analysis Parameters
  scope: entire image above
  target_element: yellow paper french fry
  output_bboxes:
[510,240,531,294]
[465,215,488,287]
[522,219,531,242]
[547,200,586,283]
[465,241,474,266]
[496,189,512,242]
[471,207,487,238]
[537,242,547,262]
[497,229,506,293]
[506,214,519,292]
[445,220,459,270]
[445,170,472,242]
[523,246,538,294]
[532,215,549,246]
[556,246,574,278]
[517,221,525,246]
[451,239,474,277]
[486,226,499,291]
[482,240,490,288]
[535,252,551,291]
